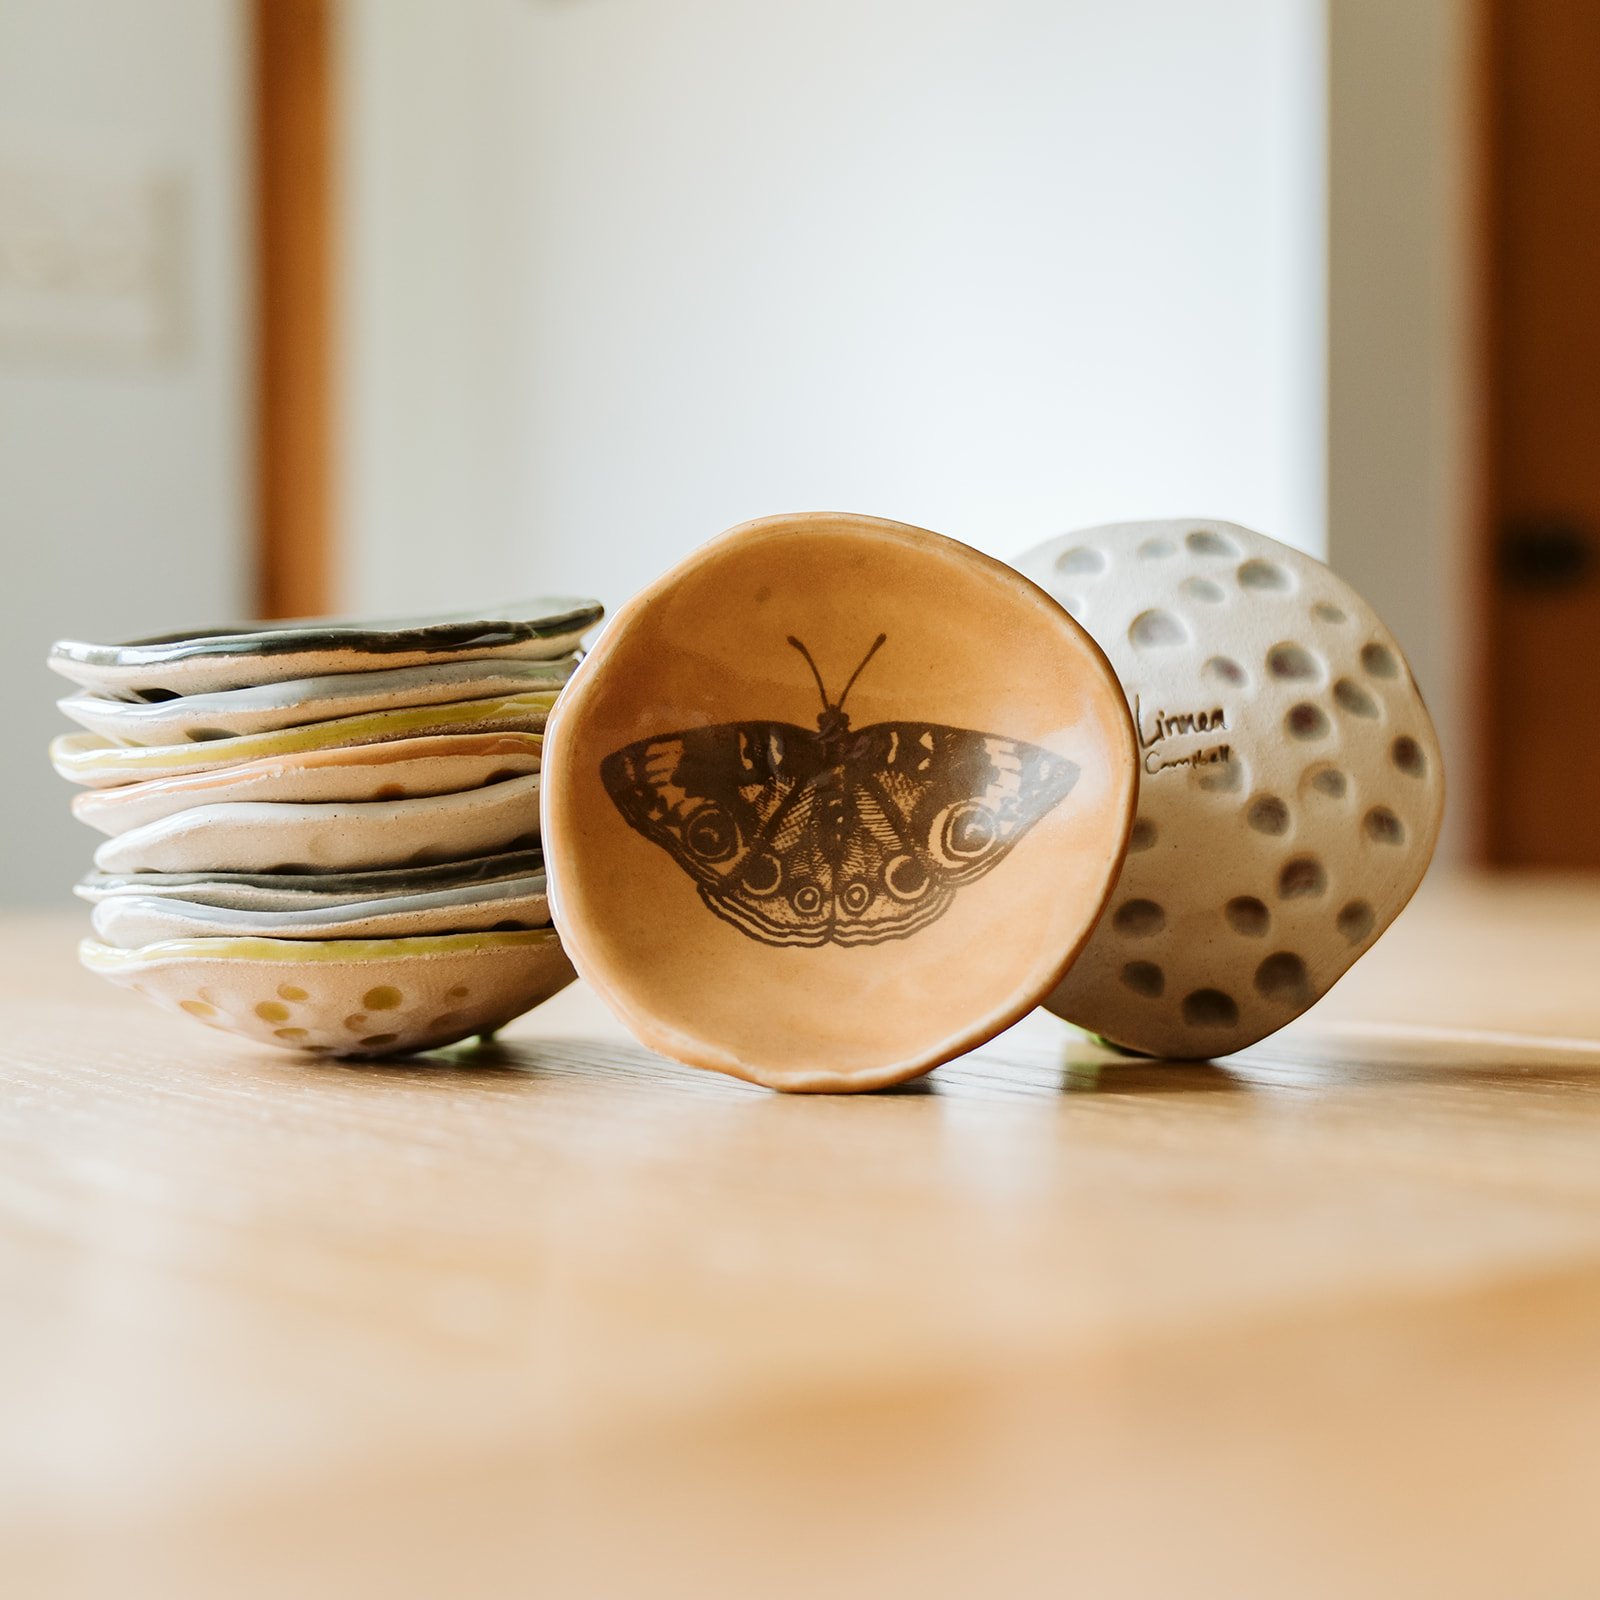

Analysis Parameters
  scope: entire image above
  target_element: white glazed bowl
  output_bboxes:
[1014,518,1445,1058]
[80,929,575,1056]
[91,774,542,875]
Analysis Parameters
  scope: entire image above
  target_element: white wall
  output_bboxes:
[0,0,248,904]
[341,0,1326,620]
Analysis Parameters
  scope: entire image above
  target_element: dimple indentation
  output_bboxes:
[1279,855,1327,898]
[363,986,403,1011]
[255,1001,290,1023]
[1268,643,1321,682]
[1337,900,1376,943]
[1113,898,1166,937]
[1137,537,1176,560]
[1334,678,1379,718]
[274,1026,308,1042]
[1128,817,1157,852]
[1254,951,1312,1005]
[1181,576,1226,604]
[181,999,217,1018]
[1391,736,1427,776]
[1361,641,1399,678]
[1248,795,1290,835]
[1120,961,1165,998]
[1187,528,1240,558]
[1055,545,1107,577]
[277,984,307,1002]
[1225,896,1271,936]
[1239,558,1293,593]
[373,784,406,800]
[1203,655,1248,688]
[1286,703,1329,740]
[428,1011,466,1033]
[1129,609,1191,651]
[359,1033,400,1050]
[344,1014,368,1032]
[448,985,470,999]
[1313,601,1347,624]
[1307,765,1349,799]
[1182,989,1240,1028]
[1196,757,1244,794]
[1364,806,1405,845]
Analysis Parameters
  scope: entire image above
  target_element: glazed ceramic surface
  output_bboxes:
[93,773,541,875]
[52,691,557,788]
[70,732,544,837]
[543,511,1137,1092]
[50,597,602,697]
[60,657,573,745]
[90,876,549,947]
[78,848,545,911]
[1014,518,1445,1058]
[80,930,575,1056]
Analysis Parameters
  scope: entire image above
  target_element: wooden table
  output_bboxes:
[5,874,1600,1598]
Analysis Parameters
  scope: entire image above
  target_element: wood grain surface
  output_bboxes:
[5,874,1600,1598]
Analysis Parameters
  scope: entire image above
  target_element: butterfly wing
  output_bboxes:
[825,724,1080,945]
[601,719,1079,950]
[600,723,839,947]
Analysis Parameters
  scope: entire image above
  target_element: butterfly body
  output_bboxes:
[601,653,1079,948]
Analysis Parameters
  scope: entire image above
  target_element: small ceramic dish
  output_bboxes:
[542,510,1138,1092]
[70,731,544,837]
[52,691,557,788]
[78,848,545,911]
[59,657,574,745]
[89,875,549,947]
[92,773,541,875]
[1014,517,1445,1058]
[80,929,576,1056]
[50,597,602,698]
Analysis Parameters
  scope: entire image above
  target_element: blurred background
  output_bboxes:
[5,0,1591,904]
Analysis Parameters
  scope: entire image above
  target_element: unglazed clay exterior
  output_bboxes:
[79,931,575,1056]
[1013,518,1445,1058]
[543,511,1137,1092]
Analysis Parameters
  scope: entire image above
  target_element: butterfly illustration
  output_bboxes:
[600,634,1080,949]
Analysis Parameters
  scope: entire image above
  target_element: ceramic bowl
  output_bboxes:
[79,929,576,1056]
[79,848,546,911]
[89,875,549,947]
[70,731,543,837]
[52,690,557,788]
[50,597,602,698]
[542,511,1137,1092]
[59,657,574,745]
[92,773,541,875]
[1013,518,1445,1058]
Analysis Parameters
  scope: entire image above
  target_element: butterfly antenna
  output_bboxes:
[837,633,888,712]
[787,636,832,711]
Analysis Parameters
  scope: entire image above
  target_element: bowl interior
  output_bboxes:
[544,512,1137,1090]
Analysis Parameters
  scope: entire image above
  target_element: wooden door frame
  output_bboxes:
[253,0,335,620]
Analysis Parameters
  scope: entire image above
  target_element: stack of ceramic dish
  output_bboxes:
[49,600,602,1057]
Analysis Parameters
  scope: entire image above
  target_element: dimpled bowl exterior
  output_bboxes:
[80,930,575,1057]
[543,511,1138,1092]
[1014,518,1445,1058]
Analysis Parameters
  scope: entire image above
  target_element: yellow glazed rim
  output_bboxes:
[81,929,562,970]
[53,692,559,779]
